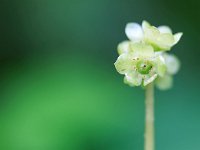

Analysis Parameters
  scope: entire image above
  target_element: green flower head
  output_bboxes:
[115,20,182,89]
[125,21,182,51]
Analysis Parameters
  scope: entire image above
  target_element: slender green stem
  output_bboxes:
[145,83,155,150]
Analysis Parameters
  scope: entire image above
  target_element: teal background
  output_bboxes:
[0,0,199,150]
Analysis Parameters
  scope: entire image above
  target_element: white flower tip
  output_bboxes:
[165,54,180,75]
[125,23,143,42]
[174,32,183,45]
[117,41,130,54]
[158,26,172,34]
[142,20,151,29]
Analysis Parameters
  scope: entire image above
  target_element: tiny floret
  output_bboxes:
[114,43,166,86]
[125,21,182,51]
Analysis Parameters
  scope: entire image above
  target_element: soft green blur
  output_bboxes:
[0,0,200,150]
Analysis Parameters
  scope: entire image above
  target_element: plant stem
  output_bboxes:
[145,83,155,150]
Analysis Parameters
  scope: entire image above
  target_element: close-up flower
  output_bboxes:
[125,21,183,51]
[2,0,200,150]
[114,42,166,86]
[115,21,182,89]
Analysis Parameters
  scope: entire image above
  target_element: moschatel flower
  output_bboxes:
[114,43,166,86]
[125,21,182,51]
[115,20,182,89]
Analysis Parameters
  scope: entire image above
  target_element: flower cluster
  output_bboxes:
[114,21,182,90]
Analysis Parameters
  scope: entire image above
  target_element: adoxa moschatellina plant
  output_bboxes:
[114,21,182,150]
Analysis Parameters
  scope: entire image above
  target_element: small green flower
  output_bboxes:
[155,53,180,90]
[125,21,182,51]
[114,43,166,86]
[115,20,182,89]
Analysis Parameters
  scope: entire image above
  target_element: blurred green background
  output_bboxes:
[0,0,199,150]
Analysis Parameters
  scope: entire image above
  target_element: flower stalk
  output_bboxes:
[145,83,155,150]
[114,20,182,150]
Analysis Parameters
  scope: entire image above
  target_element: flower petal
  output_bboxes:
[125,23,144,42]
[114,53,134,74]
[158,26,172,34]
[143,74,158,86]
[124,72,142,86]
[164,53,180,75]
[130,43,154,58]
[142,21,179,51]
[146,34,174,51]
[117,41,130,55]
[154,55,166,77]
[158,33,174,44]
[156,74,173,90]
[173,32,183,45]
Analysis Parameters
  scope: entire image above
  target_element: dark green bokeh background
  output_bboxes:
[0,0,199,150]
